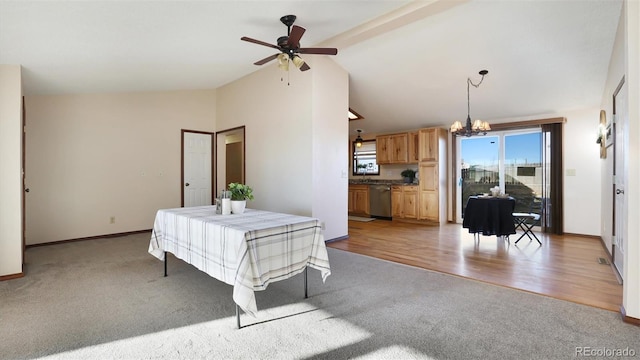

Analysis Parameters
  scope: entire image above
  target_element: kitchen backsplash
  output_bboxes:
[350,163,419,181]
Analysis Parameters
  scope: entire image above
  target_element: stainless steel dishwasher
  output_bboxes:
[369,184,391,218]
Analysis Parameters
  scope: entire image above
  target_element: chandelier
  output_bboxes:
[450,70,491,137]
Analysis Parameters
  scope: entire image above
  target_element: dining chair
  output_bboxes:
[512,197,542,245]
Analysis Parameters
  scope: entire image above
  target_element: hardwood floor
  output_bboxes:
[328,219,623,312]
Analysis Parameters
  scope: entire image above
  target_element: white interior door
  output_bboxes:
[183,131,213,207]
[613,82,627,280]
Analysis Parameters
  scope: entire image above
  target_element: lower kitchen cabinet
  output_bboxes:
[391,186,403,218]
[403,187,419,219]
[391,185,418,220]
[348,184,370,216]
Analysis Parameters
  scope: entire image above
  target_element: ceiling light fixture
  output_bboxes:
[451,70,491,137]
[355,129,364,148]
[348,108,364,121]
[277,53,289,71]
[291,55,305,69]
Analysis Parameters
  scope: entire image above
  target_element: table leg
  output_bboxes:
[304,267,308,299]
[164,251,167,277]
[236,304,241,329]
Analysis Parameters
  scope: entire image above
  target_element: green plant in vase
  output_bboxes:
[401,169,417,184]
[228,183,254,201]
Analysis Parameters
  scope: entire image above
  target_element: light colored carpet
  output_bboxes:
[1,232,639,359]
[348,216,376,222]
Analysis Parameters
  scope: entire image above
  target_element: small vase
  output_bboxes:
[231,200,246,214]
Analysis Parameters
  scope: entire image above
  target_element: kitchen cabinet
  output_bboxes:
[376,132,409,164]
[391,185,418,220]
[391,186,403,218]
[348,184,370,216]
[408,131,419,163]
[418,128,439,162]
[403,186,419,219]
[417,128,447,224]
[376,136,391,164]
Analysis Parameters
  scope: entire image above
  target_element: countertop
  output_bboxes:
[349,180,418,186]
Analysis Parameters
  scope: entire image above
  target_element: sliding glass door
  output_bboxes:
[456,129,543,222]
[459,135,500,218]
[504,131,543,213]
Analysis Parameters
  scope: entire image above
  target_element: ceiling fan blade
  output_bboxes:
[254,53,279,65]
[298,47,338,55]
[287,25,306,47]
[299,62,311,72]
[241,36,280,50]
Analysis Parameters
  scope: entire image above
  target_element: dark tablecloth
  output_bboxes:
[462,196,516,236]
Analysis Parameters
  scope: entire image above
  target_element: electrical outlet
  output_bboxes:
[110,216,115,224]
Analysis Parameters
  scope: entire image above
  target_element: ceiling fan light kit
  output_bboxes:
[241,14,338,73]
[451,70,491,137]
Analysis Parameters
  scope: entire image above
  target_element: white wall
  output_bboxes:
[0,65,23,277]
[216,59,349,240]
[600,0,640,320]
[622,0,640,320]
[310,57,349,240]
[24,90,216,244]
[562,108,603,236]
[600,7,626,255]
[216,65,313,216]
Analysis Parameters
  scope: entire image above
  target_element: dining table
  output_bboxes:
[148,206,331,327]
[462,195,516,238]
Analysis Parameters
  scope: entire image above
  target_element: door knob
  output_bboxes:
[616,189,624,194]
[185,183,190,187]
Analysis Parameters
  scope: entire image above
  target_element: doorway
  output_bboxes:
[181,130,214,207]
[612,77,627,280]
[215,126,245,197]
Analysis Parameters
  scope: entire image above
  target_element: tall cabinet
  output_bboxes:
[417,128,447,224]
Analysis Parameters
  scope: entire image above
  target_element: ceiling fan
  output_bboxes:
[241,15,338,72]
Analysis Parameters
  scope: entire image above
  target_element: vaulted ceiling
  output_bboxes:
[0,0,623,135]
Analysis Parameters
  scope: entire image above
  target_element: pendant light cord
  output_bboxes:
[467,73,486,117]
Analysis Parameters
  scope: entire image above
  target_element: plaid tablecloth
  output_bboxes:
[148,206,331,317]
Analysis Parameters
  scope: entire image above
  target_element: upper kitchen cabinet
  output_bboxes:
[376,135,390,164]
[376,132,410,164]
[418,128,446,162]
[408,131,419,163]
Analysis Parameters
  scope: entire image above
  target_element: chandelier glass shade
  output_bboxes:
[451,70,491,137]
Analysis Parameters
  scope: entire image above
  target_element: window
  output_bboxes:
[457,128,543,219]
[352,139,379,175]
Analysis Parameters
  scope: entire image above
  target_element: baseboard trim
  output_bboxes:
[325,235,349,243]
[26,229,152,248]
[620,305,640,326]
[0,272,25,281]
[561,232,601,240]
